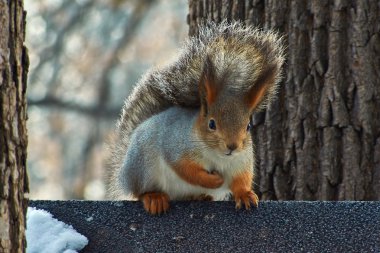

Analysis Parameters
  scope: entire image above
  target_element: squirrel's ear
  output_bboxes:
[245,65,277,110]
[200,56,218,106]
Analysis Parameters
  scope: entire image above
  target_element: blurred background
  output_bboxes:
[25,0,188,200]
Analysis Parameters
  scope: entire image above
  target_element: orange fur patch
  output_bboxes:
[246,67,276,110]
[205,78,217,105]
[172,156,224,189]
[248,84,268,109]
[230,170,259,209]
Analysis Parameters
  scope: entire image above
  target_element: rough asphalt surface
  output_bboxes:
[29,201,380,253]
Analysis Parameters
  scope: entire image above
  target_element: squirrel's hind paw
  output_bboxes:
[140,192,170,215]
[234,190,259,210]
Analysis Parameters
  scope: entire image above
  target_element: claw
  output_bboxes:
[235,199,242,209]
[249,191,259,208]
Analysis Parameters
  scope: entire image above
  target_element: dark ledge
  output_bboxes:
[29,201,380,253]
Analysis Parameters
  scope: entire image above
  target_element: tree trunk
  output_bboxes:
[188,0,380,200]
[0,0,29,252]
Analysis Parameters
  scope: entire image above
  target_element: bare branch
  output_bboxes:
[28,96,119,119]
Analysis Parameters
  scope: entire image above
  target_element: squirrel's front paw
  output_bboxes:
[234,190,259,210]
[198,170,224,189]
[140,192,170,215]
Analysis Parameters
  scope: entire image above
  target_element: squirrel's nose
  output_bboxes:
[227,144,237,151]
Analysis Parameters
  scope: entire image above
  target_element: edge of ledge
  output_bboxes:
[29,200,380,253]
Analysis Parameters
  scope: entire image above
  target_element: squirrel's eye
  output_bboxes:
[247,122,252,131]
[208,119,216,130]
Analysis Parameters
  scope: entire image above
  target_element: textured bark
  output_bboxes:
[0,0,29,252]
[188,0,380,200]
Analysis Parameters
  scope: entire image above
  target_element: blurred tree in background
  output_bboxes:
[25,0,187,200]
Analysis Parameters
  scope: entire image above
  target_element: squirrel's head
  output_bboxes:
[196,56,277,156]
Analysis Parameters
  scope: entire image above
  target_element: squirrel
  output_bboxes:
[106,21,285,214]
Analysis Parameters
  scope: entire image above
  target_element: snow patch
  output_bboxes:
[26,207,88,253]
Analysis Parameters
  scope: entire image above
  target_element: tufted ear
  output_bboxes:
[199,56,218,115]
[245,65,277,111]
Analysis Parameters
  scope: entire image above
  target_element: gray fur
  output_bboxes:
[107,21,285,198]
[118,107,197,196]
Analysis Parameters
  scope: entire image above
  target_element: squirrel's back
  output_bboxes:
[115,106,198,198]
